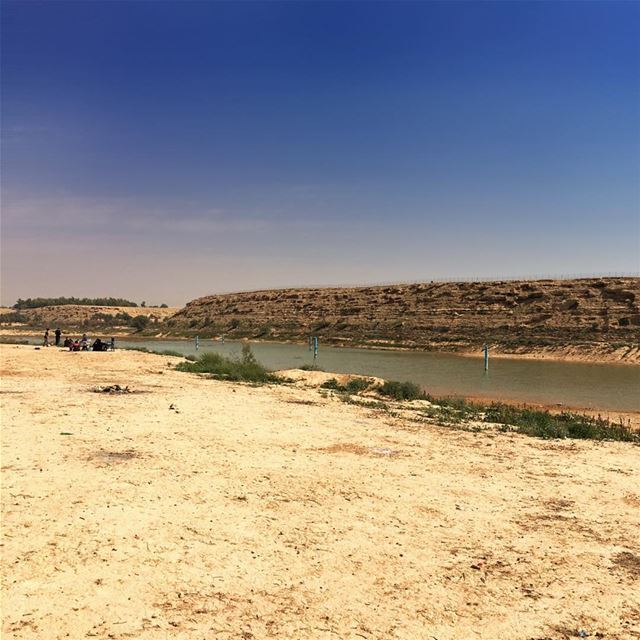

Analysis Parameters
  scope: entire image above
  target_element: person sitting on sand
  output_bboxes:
[92,338,104,351]
[63,337,72,348]
[80,334,89,350]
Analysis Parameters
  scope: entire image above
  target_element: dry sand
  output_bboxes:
[1,345,639,639]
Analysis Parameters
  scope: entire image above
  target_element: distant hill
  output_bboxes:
[2,278,638,363]
[168,277,640,363]
[0,305,179,334]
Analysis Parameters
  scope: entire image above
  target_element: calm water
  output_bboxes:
[110,338,639,412]
[20,335,639,411]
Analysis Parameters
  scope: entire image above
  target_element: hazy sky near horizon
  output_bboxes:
[1,0,639,306]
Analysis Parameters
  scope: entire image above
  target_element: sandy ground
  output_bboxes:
[1,345,639,640]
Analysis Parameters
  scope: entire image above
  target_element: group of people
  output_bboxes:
[42,327,62,347]
[43,328,115,352]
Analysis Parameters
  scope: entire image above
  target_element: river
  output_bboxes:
[111,338,640,412]
[15,335,639,411]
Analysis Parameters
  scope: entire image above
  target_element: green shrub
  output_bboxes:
[131,315,150,332]
[300,363,324,371]
[175,347,277,383]
[114,312,133,324]
[424,395,482,420]
[344,377,373,394]
[0,311,29,324]
[378,380,425,401]
[483,403,639,442]
[319,377,372,394]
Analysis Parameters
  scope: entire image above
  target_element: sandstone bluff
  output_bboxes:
[167,277,640,363]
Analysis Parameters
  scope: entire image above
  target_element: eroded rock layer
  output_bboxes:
[168,277,640,360]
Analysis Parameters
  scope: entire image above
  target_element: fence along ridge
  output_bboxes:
[206,272,639,297]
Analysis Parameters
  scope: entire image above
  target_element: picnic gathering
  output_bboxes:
[42,328,115,352]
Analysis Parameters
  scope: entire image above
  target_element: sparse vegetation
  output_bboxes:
[123,346,184,358]
[300,363,324,371]
[484,403,639,442]
[131,315,150,332]
[175,346,278,383]
[410,396,639,442]
[422,395,483,422]
[0,312,29,324]
[320,377,373,394]
[318,375,639,443]
[339,396,391,411]
[378,380,425,401]
[157,349,184,358]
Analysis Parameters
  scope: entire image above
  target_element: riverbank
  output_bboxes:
[4,335,639,412]
[2,327,639,366]
[2,344,639,639]
[460,343,640,366]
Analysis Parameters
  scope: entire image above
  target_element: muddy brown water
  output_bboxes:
[20,336,640,412]
[121,338,640,412]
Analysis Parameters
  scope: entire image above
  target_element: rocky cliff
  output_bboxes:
[167,277,640,362]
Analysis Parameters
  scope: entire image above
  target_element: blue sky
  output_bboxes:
[1,0,638,306]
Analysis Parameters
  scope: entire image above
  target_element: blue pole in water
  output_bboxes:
[483,343,489,371]
[313,336,319,360]
[195,335,200,351]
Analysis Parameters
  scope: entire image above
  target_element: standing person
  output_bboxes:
[110,337,115,351]
[54,327,62,346]
[43,328,50,347]
[80,334,89,350]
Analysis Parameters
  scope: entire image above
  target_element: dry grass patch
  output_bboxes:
[88,449,142,466]
[317,443,404,457]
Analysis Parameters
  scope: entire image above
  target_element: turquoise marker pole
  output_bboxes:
[195,335,200,351]
[313,336,318,360]
[483,343,489,371]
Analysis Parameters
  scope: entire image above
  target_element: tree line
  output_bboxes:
[13,297,139,309]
